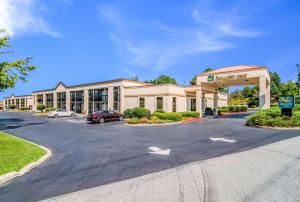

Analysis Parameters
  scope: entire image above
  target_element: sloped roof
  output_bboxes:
[201,65,267,75]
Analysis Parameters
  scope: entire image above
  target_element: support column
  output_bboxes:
[196,86,203,117]
[213,90,218,117]
[66,91,70,111]
[83,89,89,115]
[259,77,270,109]
[119,86,125,113]
[43,93,46,106]
[53,93,57,108]
[108,87,114,111]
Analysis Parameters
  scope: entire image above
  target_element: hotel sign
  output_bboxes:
[216,73,247,81]
[279,95,295,109]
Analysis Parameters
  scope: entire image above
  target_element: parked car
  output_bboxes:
[87,110,124,124]
[4,108,12,111]
[48,109,76,118]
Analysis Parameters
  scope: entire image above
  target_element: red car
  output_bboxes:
[87,110,124,124]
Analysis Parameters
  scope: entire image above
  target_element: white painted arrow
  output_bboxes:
[210,137,236,143]
[148,146,171,156]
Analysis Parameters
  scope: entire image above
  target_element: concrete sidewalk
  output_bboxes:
[44,136,300,202]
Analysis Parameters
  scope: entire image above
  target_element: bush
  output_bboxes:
[36,104,46,111]
[294,104,300,111]
[46,108,56,112]
[131,107,151,118]
[228,105,236,112]
[153,112,182,122]
[241,105,248,112]
[154,109,165,113]
[296,98,300,105]
[123,109,133,118]
[9,105,17,109]
[19,107,29,111]
[247,99,258,108]
[127,118,141,124]
[179,111,200,118]
[247,107,300,127]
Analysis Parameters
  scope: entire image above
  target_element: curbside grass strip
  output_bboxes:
[0,145,52,186]
[125,122,182,127]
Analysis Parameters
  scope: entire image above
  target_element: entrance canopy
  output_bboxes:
[196,65,271,116]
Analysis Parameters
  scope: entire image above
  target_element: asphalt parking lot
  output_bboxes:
[0,112,299,202]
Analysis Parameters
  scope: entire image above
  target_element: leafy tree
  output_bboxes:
[190,76,196,85]
[9,104,16,109]
[218,86,229,93]
[145,75,177,85]
[203,68,214,73]
[230,90,243,98]
[297,64,300,96]
[37,104,46,111]
[280,80,298,96]
[270,72,282,99]
[0,29,36,91]
[242,86,254,98]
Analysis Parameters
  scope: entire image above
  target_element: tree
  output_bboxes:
[242,86,254,98]
[190,76,196,85]
[280,80,298,96]
[0,29,36,91]
[130,75,139,81]
[297,64,300,96]
[36,104,46,111]
[270,71,282,99]
[203,67,214,73]
[145,75,177,85]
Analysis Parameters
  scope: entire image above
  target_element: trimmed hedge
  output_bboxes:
[9,105,17,109]
[124,107,151,118]
[218,105,248,114]
[152,112,182,122]
[46,108,56,112]
[19,107,30,111]
[36,104,46,111]
[247,107,300,127]
[179,111,200,118]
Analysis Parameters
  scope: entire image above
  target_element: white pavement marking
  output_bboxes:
[148,146,171,156]
[65,119,87,123]
[209,137,236,143]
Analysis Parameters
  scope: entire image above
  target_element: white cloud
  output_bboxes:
[98,2,263,71]
[0,0,60,37]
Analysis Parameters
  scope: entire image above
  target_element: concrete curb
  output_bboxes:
[125,121,182,127]
[0,145,52,186]
[250,125,300,130]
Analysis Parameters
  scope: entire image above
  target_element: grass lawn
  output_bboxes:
[0,131,47,176]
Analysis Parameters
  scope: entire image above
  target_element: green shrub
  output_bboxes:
[235,105,241,112]
[19,107,29,111]
[9,104,17,109]
[241,105,248,112]
[179,111,200,118]
[154,109,165,113]
[228,105,236,112]
[247,107,300,127]
[123,109,133,118]
[46,108,56,112]
[131,107,151,118]
[153,112,182,122]
[127,118,141,124]
[294,104,300,111]
[36,104,46,111]
[295,98,300,105]
[247,99,258,108]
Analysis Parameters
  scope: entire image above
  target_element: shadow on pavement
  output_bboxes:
[0,118,45,130]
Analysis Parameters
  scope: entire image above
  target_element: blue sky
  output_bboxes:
[1,0,300,99]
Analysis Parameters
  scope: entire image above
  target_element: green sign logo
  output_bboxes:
[208,75,214,81]
[279,95,295,109]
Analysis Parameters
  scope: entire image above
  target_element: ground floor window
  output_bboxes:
[46,93,54,108]
[16,99,20,108]
[37,94,43,105]
[172,97,176,112]
[139,97,145,108]
[21,98,25,108]
[157,97,163,111]
[88,88,108,113]
[57,92,66,110]
[191,98,196,111]
[70,91,84,113]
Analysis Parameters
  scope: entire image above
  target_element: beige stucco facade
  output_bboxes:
[6,65,271,117]
[3,94,34,110]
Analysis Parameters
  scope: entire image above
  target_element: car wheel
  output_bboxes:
[119,116,124,121]
[99,118,105,124]
[54,114,59,118]
[71,113,76,117]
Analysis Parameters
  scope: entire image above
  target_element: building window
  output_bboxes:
[157,97,163,111]
[57,92,66,109]
[139,97,145,108]
[46,93,54,108]
[172,97,176,112]
[16,99,20,108]
[191,98,196,111]
[5,100,7,108]
[21,98,25,108]
[88,88,108,113]
[70,91,84,113]
[8,100,11,106]
[37,94,43,104]
[113,87,120,111]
